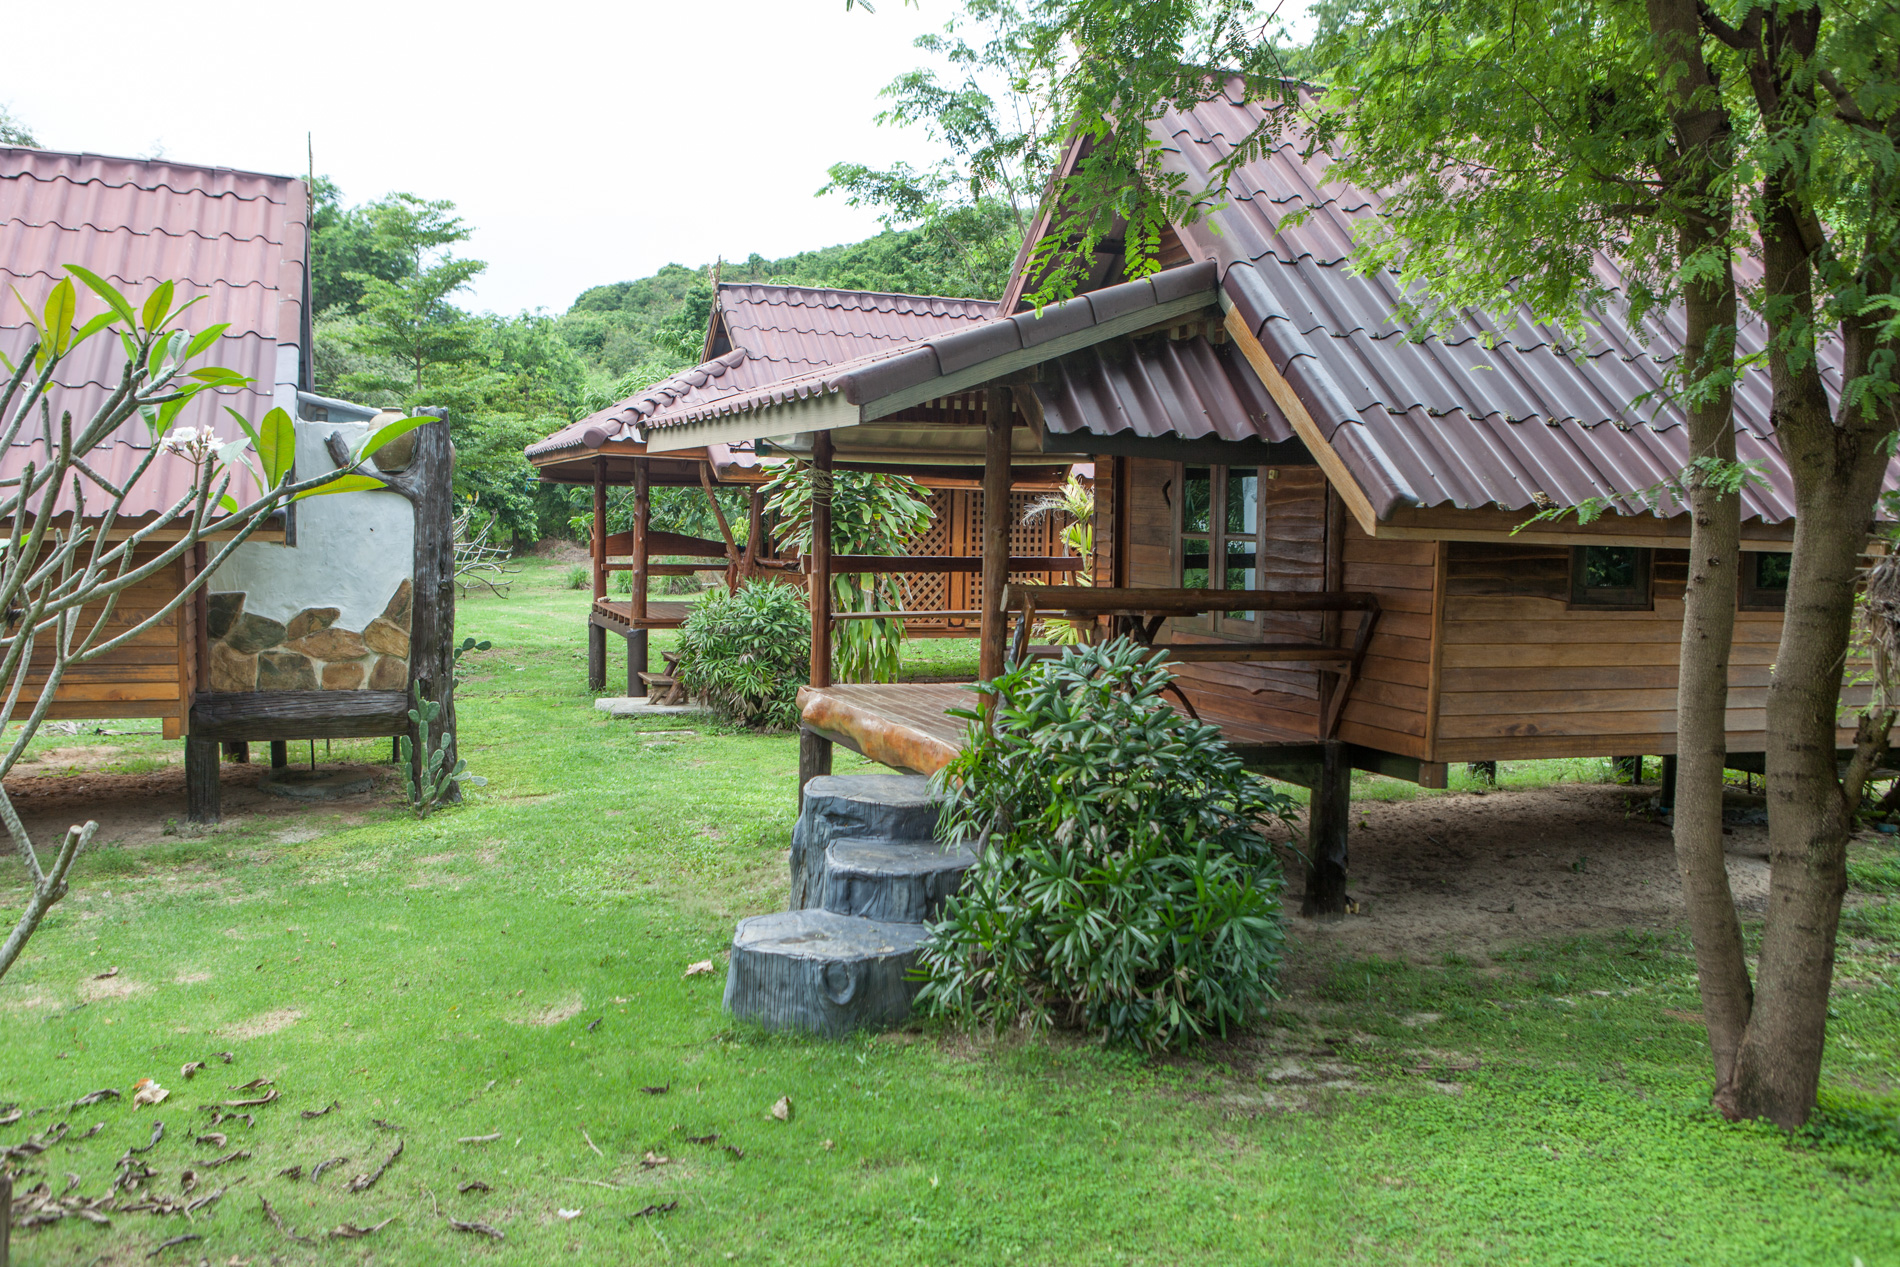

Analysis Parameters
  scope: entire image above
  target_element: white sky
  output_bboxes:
[7,0,954,316]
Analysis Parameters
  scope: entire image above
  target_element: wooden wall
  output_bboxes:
[1433,541,1788,761]
[1334,526,1437,758]
[20,542,192,732]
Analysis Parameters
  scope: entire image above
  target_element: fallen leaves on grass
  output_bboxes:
[458,1180,492,1194]
[127,1120,165,1154]
[198,1149,252,1168]
[131,1079,169,1109]
[346,1139,403,1193]
[309,1157,348,1181]
[276,1165,302,1181]
[371,1117,401,1132]
[179,1062,204,1081]
[558,1208,582,1220]
[144,1231,201,1257]
[260,1194,315,1245]
[214,1051,234,1063]
[457,1131,501,1144]
[685,1133,718,1146]
[581,1126,603,1157]
[640,1084,669,1096]
[92,966,119,980]
[72,1089,120,1108]
[449,1217,506,1240]
[193,1132,227,1149]
[205,1111,256,1129]
[641,1151,672,1168]
[770,1095,793,1122]
[228,1078,273,1092]
[328,1217,395,1239]
[216,1088,279,1109]
[632,1201,678,1219]
[682,960,714,978]
[0,1103,20,1127]
[300,1101,339,1120]
[586,1017,602,1032]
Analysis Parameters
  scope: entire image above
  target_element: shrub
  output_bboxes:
[916,638,1294,1050]
[672,582,811,729]
[565,564,587,590]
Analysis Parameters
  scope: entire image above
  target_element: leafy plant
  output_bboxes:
[672,583,811,729]
[1022,475,1095,644]
[565,564,588,590]
[762,463,933,683]
[916,638,1295,1050]
[400,681,484,817]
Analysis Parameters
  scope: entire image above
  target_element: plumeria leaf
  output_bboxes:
[73,311,119,348]
[185,323,231,360]
[45,278,76,355]
[218,493,240,515]
[292,473,386,501]
[141,280,175,331]
[357,414,430,461]
[63,265,138,328]
[258,407,295,487]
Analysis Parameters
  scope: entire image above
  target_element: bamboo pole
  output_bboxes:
[810,432,834,689]
[980,386,1012,681]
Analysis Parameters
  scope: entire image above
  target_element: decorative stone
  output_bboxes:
[790,775,940,909]
[288,627,368,660]
[368,656,408,691]
[207,592,244,641]
[819,838,977,924]
[256,650,317,691]
[260,767,375,801]
[724,910,927,1036]
[380,578,413,630]
[285,606,340,641]
[225,612,287,654]
[594,696,706,718]
[321,661,365,690]
[363,618,410,657]
[206,641,256,692]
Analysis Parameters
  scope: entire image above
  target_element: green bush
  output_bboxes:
[916,639,1294,1050]
[565,564,587,590]
[672,582,811,729]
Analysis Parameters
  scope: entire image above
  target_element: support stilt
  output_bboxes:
[1301,739,1351,919]
[1613,755,1645,784]
[809,433,833,689]
[270,740,288,769]
[626,628,649,697]
[222,741,248,764]
[1660,754,1679,811]
[185,736,221,825]
[980,387,1012,682]
[587,621,606,692]
[798,729,833,813]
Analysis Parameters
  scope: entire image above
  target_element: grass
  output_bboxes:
[0,556,1895,1265]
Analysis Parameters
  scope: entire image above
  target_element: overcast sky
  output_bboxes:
[6,0,958,316]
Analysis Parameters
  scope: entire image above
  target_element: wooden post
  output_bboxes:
[626,629,648,697]
[591,458,607,601]
[1660,753,1679,811]
[632,456,650,624]
[798,728,833,812]
[222,741,249,764]
[1320,485,1347,729]
[980,386,1012,681]
[2,1169,10,1267]
[810,432,833,689]
[185,735,220,824]
[587,622,606,692]
[1301,739,1351,919]
[1614,755,1644,784]
[407,410,458,799]
[270,740,288,769]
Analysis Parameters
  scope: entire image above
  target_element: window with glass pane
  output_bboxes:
[1569,545,1652,608]
[1178,465,1265,624]
[1741,551,1791,609]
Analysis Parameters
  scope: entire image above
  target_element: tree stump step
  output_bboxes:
[819,838,976,924]
[724,909,928,1036]
[789,774,939,909]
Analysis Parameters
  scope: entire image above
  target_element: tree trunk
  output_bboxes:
[1647,0,1752,1092]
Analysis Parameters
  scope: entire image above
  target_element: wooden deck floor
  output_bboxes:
[592,599,694,630]
[797,680,1320,778]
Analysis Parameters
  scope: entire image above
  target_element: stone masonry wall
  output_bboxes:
[206,578,411,692]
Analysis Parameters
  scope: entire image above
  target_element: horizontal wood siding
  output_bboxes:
[1334,526,1435,757]
[1433,541,1801,761]
[19,544,190,722]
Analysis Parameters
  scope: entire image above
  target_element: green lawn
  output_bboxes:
[2,557,1896,1265]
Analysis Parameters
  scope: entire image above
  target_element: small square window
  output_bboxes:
[1741,551,1791,610]
[1570,546,1652,609]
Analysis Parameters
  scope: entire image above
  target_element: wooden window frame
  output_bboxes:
[1739,550,1791,611]
[1175,463,1270,635]
[1568,545,1654,610]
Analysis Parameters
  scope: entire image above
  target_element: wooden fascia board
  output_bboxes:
[639,390,861,455]
[862,292,1218,424]
[1220,302,1382,536]
[1369,506,1800,549]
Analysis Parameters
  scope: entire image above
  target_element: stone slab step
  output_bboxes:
[724,910,928,1036]
[790,774,940,909]
[819,837,976,924]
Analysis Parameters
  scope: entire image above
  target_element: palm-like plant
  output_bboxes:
[1020,475,1095,643]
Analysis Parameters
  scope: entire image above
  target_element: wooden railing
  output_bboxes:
[808,554,1084,625]
[1000,584,1382,739]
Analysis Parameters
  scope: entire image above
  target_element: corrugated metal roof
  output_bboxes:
[0,146,306,516]
[1153,85,1858,523]
[529,284,997,460]
[1034,334,1294,445]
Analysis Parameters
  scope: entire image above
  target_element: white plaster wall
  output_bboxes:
[209,418,414,628]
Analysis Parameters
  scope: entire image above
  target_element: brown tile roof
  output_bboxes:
[0,146,308,515]
[1155,85,1868,524]
[528,285,998,460]
[1033,334,1294,446]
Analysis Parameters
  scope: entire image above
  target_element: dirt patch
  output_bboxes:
[529,538,588,562]
[514,995,584,1026]
[0,761,397,853]
[222,1007,303,1039]
[1284,781,1770,961]
[174,970,212,985]
[78,973,146,1002]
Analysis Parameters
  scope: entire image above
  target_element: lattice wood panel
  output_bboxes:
[893,488,1080,635]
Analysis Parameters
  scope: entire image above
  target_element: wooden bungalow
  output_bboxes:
[526,282,1083,694]
[0,146,457,822]
[622,84,1878,917]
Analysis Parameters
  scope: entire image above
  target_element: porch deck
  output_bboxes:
[797,681,1337,778]
[592,599,694,630]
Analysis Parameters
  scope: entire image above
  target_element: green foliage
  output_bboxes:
[916,639,1295,1049]
[1022,476,1094,643]
[0,106,37,148]
[309,177,413,318]
[565,564,588,591]
[1849,845,1900,895]
[672,583,812,729]
[763,463,934,683]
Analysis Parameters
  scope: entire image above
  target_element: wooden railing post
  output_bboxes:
[810,433,833,689]
[591,457,607,601]
[980,386,1012,682]
[631,457,650,625]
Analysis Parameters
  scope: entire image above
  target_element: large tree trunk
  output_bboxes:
[1647,0,1752,1091]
